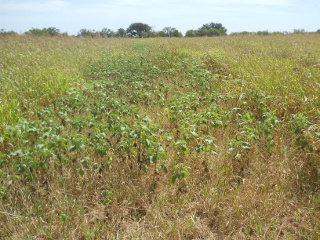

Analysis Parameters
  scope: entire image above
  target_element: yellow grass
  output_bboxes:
[0,35,319,239]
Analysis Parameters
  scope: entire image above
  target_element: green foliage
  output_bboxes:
[77,28,116,38]
[293,28,306,34]
[256,30,271,35]
[170,164,190,184]
[287,113,312,134]
[116,28,126,37]
[199,22,227,35]
[158,27,183,37]
[3,24,319,38]
[100,28,115,38]
[126,22,152,38]
[186,22,227,37]
[230,30,288,35]
[185,29,197,37]
[24,27,60,37]
[77,28,99,38]
[0,29,18,36]
[1,35,320,239]
[102,190,113,205]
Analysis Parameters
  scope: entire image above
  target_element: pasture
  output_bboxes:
[0,35,319,239]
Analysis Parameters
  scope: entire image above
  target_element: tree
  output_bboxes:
[200,23,227,33]
[198,22,227,36]
[316,29,320,33]
[24,27,60,36]
[256,30,271,36]
[0,29,18,36]
[159,27,182,37]
[25,28,45,36]
[207,28,223,36]
[46,27,60,37]
[293,29,306,34]
[185,29,198,37]
[126,23,152,38]
[100,28,115,38]
[116,28,126,37]
[77,29,98,38]
[185,22,227,37]
[229,31,253,36]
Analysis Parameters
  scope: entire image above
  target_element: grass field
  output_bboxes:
[0,35,319,239]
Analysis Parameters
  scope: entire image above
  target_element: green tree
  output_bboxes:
[208,28,223,36]
[185,29,198,37]
[271,31,286,35]
[159,27,182,37]
[198,22,227,36]
[116,28,126,37]
[257,30,271,36]
[316,29,320,33]
[100,28,115,38]
[185,22,227,37]
[230,31,253,36]
[293,29,306,34]
[77,29,98,38]
[24,27,60,36]
[25,28,45,36]
[46,27,60,36]
[199,22,227,34]
[126,22,152,38]
[0,29,18,36]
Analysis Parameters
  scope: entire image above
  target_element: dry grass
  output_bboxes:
[1,35,319,239]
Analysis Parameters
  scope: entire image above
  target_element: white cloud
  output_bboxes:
[0,1,70,12]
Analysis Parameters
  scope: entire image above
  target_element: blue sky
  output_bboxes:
[0,0,319,35]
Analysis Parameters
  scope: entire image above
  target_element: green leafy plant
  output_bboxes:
[170,164,190,184]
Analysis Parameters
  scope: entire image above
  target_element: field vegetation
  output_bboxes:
[0,34,320,239]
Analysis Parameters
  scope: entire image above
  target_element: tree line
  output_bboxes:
[1,23,320,38]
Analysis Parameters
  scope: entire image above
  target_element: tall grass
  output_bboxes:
[0,36,132,124]
[204,35,320,100]
[1,35,319,239]
[1,35,319,125]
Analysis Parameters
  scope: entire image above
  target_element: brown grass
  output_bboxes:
[1,35,319,239]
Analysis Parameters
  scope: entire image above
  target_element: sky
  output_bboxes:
[0,0,319,35]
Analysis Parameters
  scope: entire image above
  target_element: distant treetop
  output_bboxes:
[126,23,152,38]
[2,23,319,37]
[185,22,228,37]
